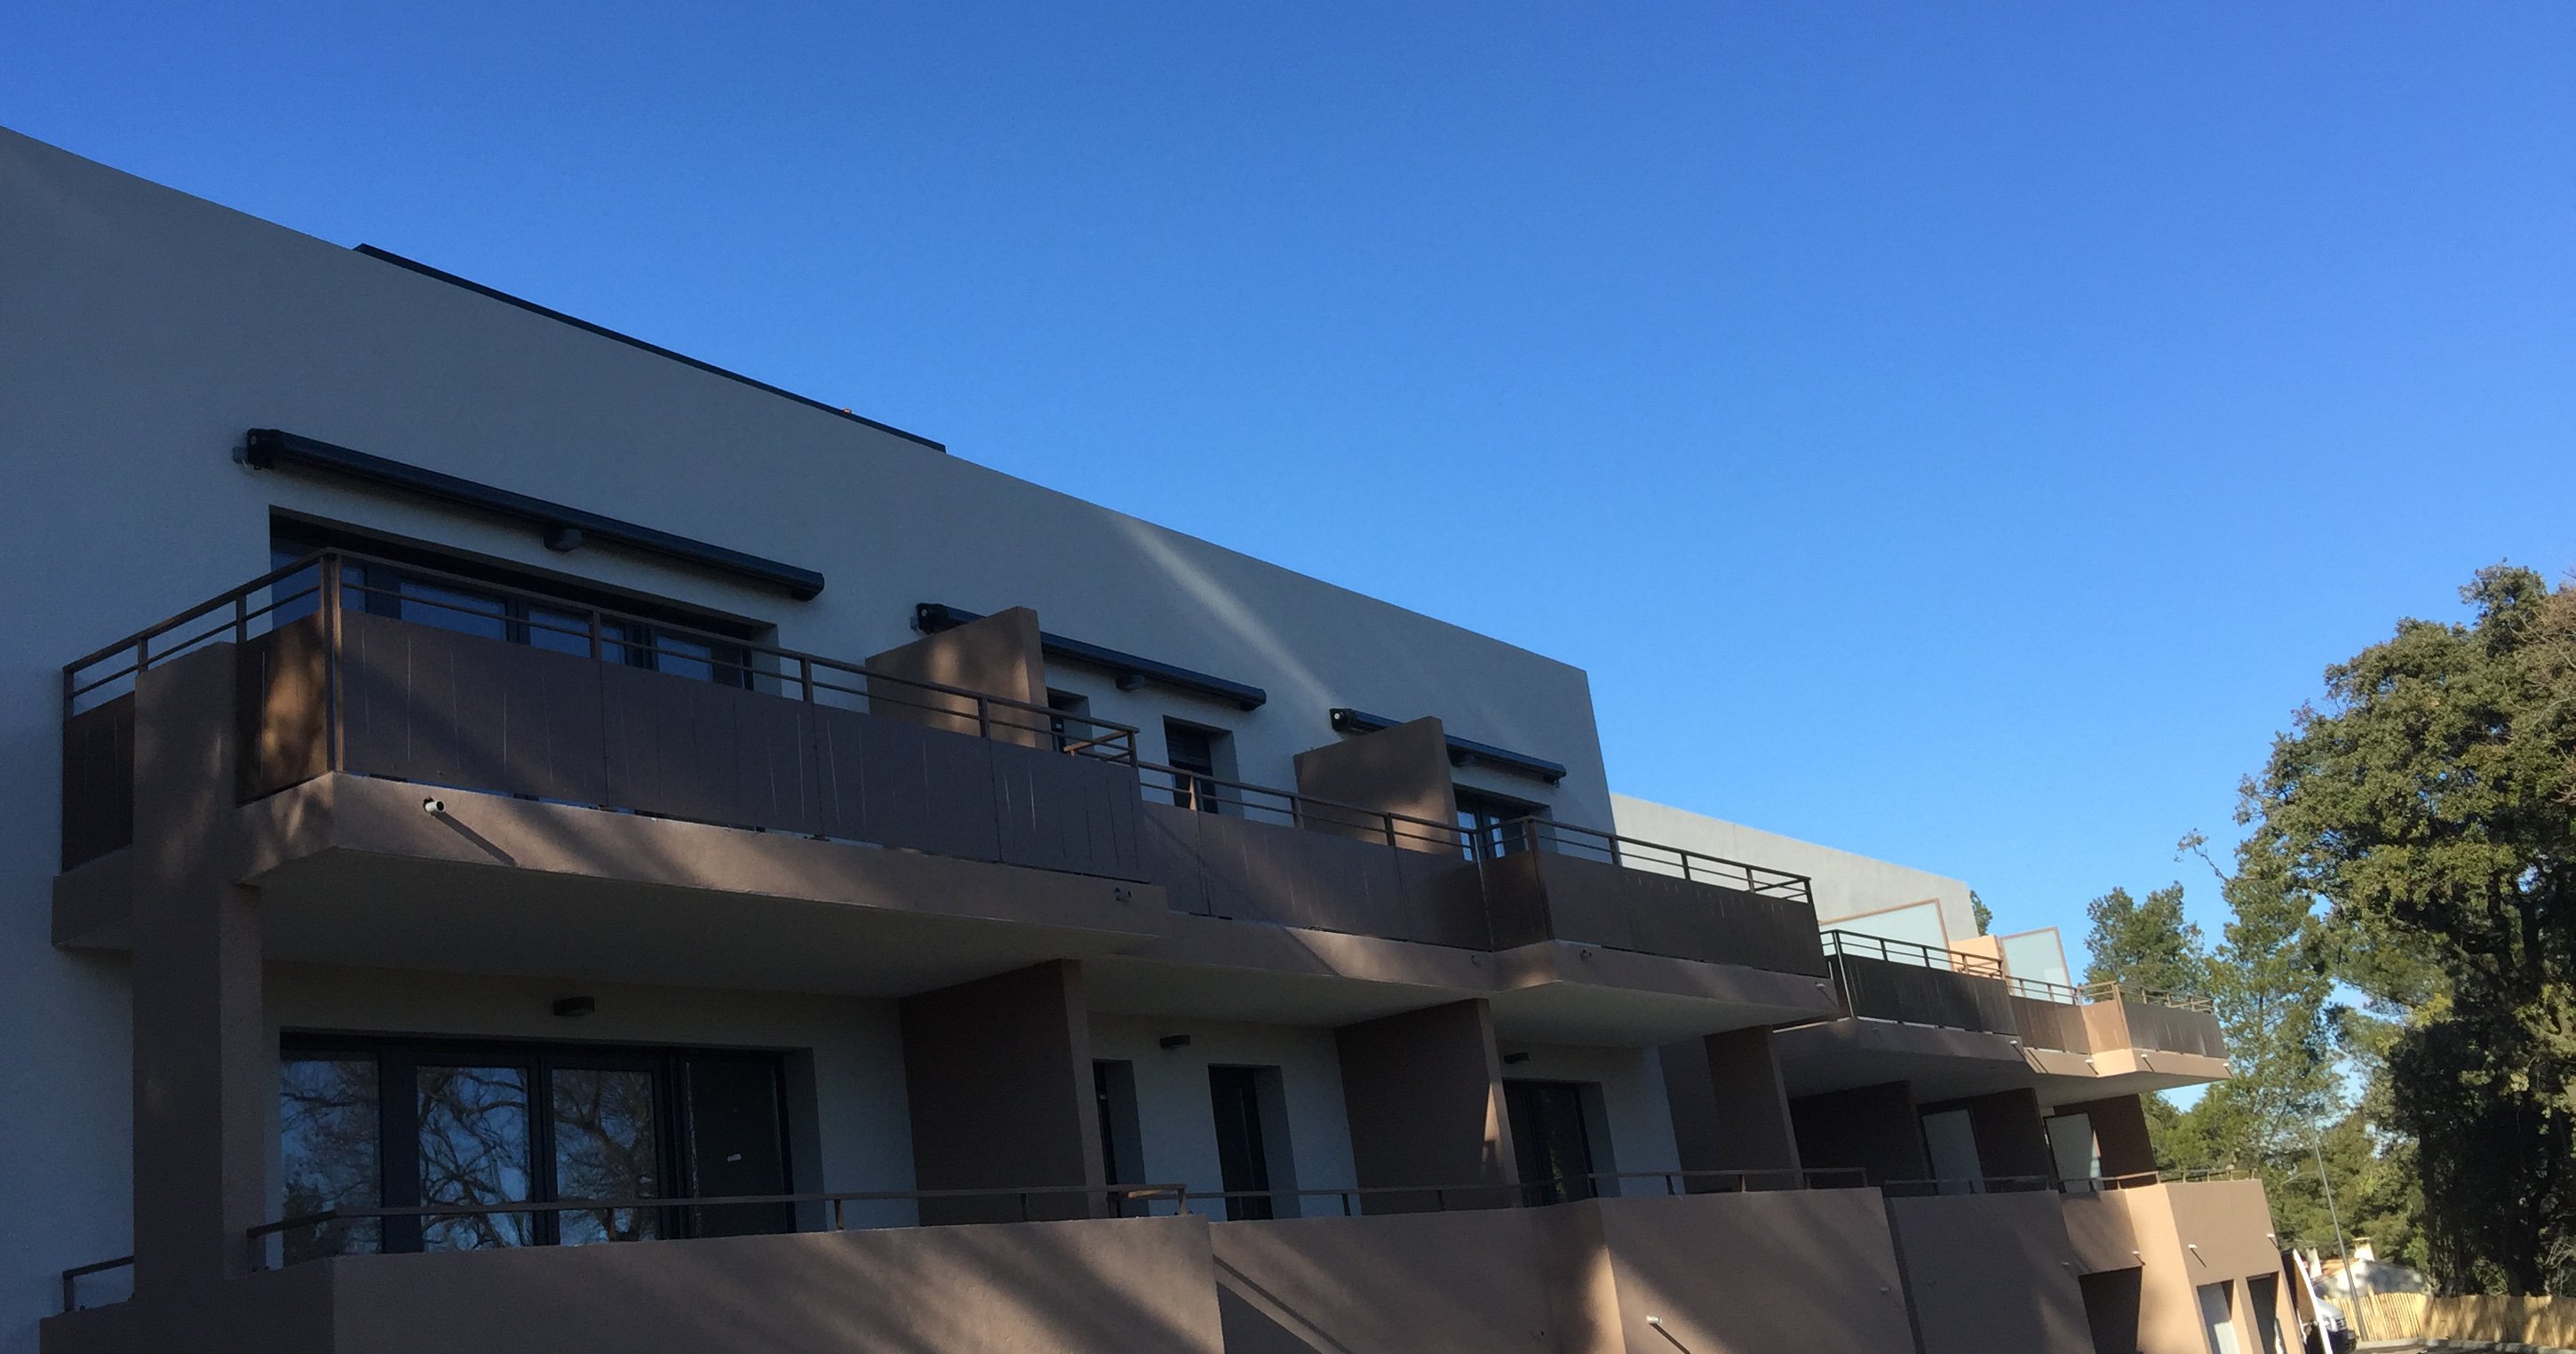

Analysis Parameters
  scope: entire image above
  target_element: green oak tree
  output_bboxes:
[2237,566,2574,1295]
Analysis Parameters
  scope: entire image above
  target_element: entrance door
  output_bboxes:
[1208,1066,1276,1220]
[1506,1080,1597,1205]
[682,1055,791,1237]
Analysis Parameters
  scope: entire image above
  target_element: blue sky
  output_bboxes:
[10,3,2572,956]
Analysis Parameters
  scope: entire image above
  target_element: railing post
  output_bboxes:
[322,554,346,773]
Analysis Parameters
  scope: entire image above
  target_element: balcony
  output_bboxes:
[1479,821,1828,976]
[61,553,1155,881]
[58,554,1835,992]
[1817,932,2222,1061]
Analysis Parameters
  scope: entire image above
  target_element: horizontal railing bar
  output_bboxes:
[60,554,325,681]
[250,1183,1190,1238]
[67,550,1143,754]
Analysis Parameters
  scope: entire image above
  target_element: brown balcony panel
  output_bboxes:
[1141,802,1488,948]
[60,693,135,869]
[291,609,1149,881]
[1485,851,1829,975]
[338,610,615,806]
[2109,1000,2225,1059]
[2008,994,2092,1053]
[1831,953,2014,1034]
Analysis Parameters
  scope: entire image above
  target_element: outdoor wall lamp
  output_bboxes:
[421,798,445,815]
[552,996,597,1018]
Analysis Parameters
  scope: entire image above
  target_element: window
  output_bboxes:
[1506,1079,1603,1205]
[2198,1281,2243,1354]
[2246,1275,2286,1354]
[276,1037,790,1259]
[1165,720,1231,813]
[2047,1112,2101,1188]
[1049,690,1093,753]
[1457,787,1543,859]
[268,535,756,689]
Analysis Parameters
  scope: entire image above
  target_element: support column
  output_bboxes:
[129,643,267,1298]
[1790,1081,1929,1185]
[898,960,1105,1223]
[1659,1027,1804,1187]
[1293,716,1458,852]
[869,606,1049,746]
[1333,999,1517,1212]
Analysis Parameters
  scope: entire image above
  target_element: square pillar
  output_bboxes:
[129,644,268,1298]
[1659,1027,1803,1186]
[1294,716,1459,853]
[898,960,1105,1223]
[869,606,1049,746]
[1333,999,1517,1212]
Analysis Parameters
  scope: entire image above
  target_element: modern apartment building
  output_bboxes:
[4,127,2295,1354]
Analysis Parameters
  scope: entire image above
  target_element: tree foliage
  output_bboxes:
[2082,883,2207,996]
[2238,567,2576,1295]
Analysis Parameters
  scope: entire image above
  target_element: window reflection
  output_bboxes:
[280,1057,380,1262]
[417,1065,534,1250]
[551,1067,661,1245]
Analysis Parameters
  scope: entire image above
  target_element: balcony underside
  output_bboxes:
[1085,912,1844,1044]
[1776,1018,2228,1106]
[56,775,1168,998]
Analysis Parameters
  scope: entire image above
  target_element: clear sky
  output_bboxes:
[9,3,2572,957]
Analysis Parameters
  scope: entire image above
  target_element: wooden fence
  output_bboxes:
[2357,1292,2573,1348]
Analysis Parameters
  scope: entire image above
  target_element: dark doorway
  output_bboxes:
[2079,1266,2144,1354]
[1208,1066,1275,1220]
[1506,1079,1597,1205]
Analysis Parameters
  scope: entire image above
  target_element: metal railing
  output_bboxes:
[242,1183,1191,1273]
[1817,931,2215,1014]
[63,550,1142,761]
[1133,761,1469,854]
[58,1254,132,1315]
[1481,818,1813,903]
[1880,1175,2056,1199]
[1177,1167,1866,1217]
[2071,1164,2254,1193]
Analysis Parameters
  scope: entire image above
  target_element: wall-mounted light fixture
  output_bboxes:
[552,996,596,1018]
[1158,1034,1191,1050]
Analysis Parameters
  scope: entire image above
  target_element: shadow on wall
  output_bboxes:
[218,1214,1221,1354]
[1211,1191,1918,1354]
[1883,1192,2091,1354]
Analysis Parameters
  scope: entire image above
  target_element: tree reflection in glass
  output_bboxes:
[417,1065,533,1249]
[280,1057,380,1262]
[551,1067,660,1244]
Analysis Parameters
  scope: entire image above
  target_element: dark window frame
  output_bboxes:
[278,1032,791,1256]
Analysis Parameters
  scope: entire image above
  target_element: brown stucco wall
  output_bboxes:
[866,605,1050,745]
[329,1215,1220,1354]
[1887,1191,2093,1353]
[2087,1180,2297,1354]
[1575,1190,1917,1353]
[1212,1209,1569,1353]
[1292,716,1459,853]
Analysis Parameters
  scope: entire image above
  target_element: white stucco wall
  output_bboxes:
[1497,1041,1683,1197]
[0,125,1615,1344]
[1087,1015,1357,1221]
[1610,793,1977,943]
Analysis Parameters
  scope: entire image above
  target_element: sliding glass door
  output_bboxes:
[280,1037,788,1262]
